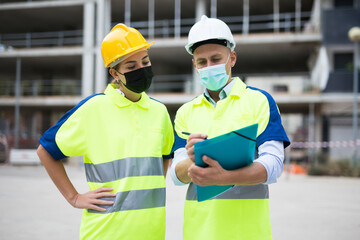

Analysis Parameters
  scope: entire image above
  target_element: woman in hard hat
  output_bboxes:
[37,24,174,240]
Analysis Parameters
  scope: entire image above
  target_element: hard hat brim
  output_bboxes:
[105,41,154,68]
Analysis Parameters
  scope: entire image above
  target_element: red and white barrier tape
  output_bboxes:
[290,139,360,149]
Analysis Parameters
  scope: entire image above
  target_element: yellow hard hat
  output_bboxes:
[101,24,154,68]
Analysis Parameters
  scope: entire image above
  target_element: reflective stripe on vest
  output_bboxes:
[186,183,269,201]
[88,188,165,214]
[85,156,164,183]
[85,156,164,213]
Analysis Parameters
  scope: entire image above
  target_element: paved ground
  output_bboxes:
[0,164,359,240]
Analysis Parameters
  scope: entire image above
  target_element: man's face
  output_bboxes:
[192,44,236,74]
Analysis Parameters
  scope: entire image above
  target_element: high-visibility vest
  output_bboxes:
[40,84,174,240]
[173,77,289,240]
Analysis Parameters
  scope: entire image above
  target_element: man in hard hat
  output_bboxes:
[170,15,290,240]
[37,24,174,240]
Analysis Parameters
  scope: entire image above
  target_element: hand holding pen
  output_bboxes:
[182,132,208,162]
[182,132,208,139]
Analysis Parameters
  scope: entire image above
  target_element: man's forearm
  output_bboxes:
[175,158,193,183]
[224,162,267,185]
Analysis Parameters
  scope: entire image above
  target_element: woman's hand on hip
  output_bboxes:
[72,187,116,211]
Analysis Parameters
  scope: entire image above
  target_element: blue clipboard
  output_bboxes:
[194,123,258,202]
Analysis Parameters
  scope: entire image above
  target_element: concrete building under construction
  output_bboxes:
[0,0,359,163]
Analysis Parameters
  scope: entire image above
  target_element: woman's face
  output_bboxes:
[109,50,152,97]
[117,50,151,75]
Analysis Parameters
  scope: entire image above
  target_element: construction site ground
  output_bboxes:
[0,164,359,240]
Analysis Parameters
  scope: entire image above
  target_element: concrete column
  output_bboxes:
[174,0,181,38]
[195,0,206,21]
[273,0,279,33]
[124,0,131,26]
[210,0,217,18]
[353,41,359,167]
[30,112,37,140]
[95,0,111,93]
[295,0,301,33]
[14,58,21,149]
[104,0,111,31]
[243,0,249,35]
[82,1,95,96]
[308,103,316,165]
[148,0,155,39]
[315,104,323,146]
[193,0,207,94]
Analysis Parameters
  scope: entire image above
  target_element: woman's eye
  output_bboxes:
[127,65,136,70]
[142,61,150,66]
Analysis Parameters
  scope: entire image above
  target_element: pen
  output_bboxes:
[181,131,207,139]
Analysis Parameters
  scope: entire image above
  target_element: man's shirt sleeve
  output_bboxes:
[169,106,189,184]
[170,147,189,185]
[254,140,284,184]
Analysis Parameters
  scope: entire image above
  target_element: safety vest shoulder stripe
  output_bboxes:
[85,156,163,183]
[170,131,187,154]
[39,93,105,160]
[149,96,164,104]
[247,86,290,148]
[88,188,165,214]
[186,183,269,201]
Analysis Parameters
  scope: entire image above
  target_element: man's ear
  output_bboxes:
[230,51,237,67]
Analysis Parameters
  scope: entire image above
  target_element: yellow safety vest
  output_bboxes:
[40,84,174,240]
[173,77,289,240]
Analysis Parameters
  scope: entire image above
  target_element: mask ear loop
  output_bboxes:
[115,70,127,86]
[223,53,232,76]
[225,53,231,65]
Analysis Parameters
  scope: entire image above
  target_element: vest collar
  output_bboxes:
[193,77,247,106]
[228,77,247,98]
[104,84,150,109]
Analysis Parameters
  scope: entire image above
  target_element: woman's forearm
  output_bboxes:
[37,144,78,206]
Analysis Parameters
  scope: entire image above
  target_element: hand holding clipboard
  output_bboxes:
[193,123,258,202]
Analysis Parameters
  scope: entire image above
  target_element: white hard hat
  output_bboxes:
[185,15,236,55]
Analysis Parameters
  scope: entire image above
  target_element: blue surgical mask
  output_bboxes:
[197,55,230,91]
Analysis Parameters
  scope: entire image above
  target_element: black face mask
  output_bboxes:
[117,66,153,93]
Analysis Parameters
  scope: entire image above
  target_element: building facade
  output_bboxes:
[0,0,359,162]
